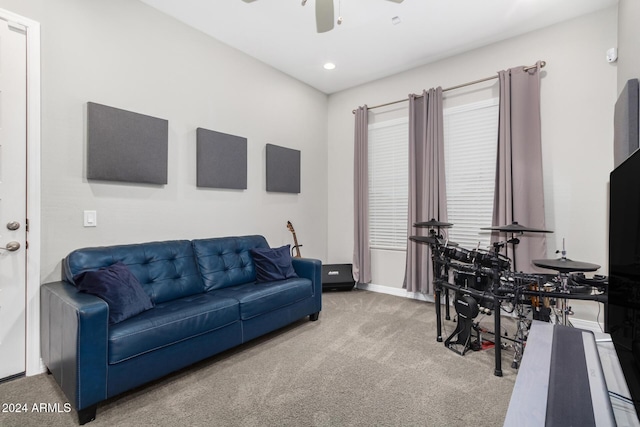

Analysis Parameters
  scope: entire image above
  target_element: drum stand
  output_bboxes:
[554,272,573,326]
[512,304,528,369]
[432,241,452,343]
[433,252,445,342]
[485,225,544,370]
[490,249,503,376]
[410,219,454,343]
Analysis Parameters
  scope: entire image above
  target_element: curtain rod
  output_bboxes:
[351,60,546,114]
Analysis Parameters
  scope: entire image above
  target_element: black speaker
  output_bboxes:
[321,264,355,291]
[614,78,639,168]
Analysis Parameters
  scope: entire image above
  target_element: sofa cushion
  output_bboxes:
[250,245,298,283]
[74,262,154,324]
[213,277,312,320]
[64,240,205,304]
[108,293,240,364]
[192,235,270,291]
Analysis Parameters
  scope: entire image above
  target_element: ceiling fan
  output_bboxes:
[241,0,404,33]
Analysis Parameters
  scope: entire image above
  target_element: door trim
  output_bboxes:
[0,8,42,376]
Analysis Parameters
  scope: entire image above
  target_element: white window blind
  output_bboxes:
[443,98,499,251]
[368,117,409,250]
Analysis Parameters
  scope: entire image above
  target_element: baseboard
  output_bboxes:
[37,358,47,375]
[355,282,434,303]
[355,282,520,319]
[26,358,47,376]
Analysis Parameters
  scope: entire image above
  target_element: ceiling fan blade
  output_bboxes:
[315,0,334,33]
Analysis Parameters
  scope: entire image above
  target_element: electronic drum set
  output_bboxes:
[410,219,608,376]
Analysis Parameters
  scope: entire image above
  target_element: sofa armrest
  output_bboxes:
[40,281,109,411]
[292,258,322,312]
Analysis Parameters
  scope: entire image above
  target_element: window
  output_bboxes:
[368,117,409,250]
[443,99,499,250]
[367,99,498,252]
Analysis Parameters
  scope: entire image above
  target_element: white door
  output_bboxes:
[0,18,27,380]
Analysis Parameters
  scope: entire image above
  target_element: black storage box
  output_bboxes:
[322,263,355,291]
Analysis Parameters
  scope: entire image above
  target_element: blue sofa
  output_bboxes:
[40,235,322,424]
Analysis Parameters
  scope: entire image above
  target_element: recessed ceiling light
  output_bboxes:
[323,62,336,70]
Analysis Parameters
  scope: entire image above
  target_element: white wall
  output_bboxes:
[0,0,329,284]
[327,7,618,295]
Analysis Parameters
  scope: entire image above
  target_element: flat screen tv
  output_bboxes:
[608,146,640,419]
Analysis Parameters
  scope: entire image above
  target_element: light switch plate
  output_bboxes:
[84,210,97,227]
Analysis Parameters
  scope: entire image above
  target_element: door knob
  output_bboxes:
[0,241,20,252]
[6,221,20,231]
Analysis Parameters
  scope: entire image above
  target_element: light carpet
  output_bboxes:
[0,290,518,426]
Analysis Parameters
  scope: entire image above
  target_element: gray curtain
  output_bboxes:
[492,61,547,272]
[403,88,447,294]
[353,105,371,284]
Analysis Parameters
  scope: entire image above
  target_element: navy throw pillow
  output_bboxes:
[74,262,154,324]
[250,245,298,283]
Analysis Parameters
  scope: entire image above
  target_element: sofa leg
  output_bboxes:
[309,312,320,321]
[77,405,97,425]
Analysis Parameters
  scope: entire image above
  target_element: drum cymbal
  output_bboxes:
[409,235,458,246]
[413,218,453,228]
[532,258,600,273]
[481,221,552,234]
